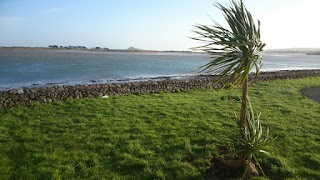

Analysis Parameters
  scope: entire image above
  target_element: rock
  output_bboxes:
[12,95,19,101]
[102,95,109,99]
[16,89,24,94]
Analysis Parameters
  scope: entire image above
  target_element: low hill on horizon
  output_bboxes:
[127,47,142,51]
[265,48,320,54]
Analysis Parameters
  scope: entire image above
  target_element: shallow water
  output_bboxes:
[0,49,319,90]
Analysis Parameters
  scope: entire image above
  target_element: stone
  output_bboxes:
[16,89,24,94]
[102,95,109,99]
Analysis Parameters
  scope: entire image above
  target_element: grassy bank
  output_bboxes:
[0,77,319,179]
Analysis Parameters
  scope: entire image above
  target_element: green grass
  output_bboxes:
[0,77,320,179]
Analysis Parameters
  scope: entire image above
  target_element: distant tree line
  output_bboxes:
[48,45,109,50]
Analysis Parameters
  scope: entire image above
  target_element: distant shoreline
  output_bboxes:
[0,46,194,54]
[265,48,320,55]
[306,52,320,55]
[3,46,320,55]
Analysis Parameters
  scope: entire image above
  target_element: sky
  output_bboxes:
[0,0,319,51]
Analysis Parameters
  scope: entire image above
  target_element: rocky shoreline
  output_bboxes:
[1,69,320,108]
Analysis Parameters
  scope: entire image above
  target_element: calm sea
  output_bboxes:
[0,49,320,90]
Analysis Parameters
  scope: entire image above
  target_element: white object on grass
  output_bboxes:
[102,95,109,99]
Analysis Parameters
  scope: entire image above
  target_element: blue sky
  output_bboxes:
[1,0,319,50]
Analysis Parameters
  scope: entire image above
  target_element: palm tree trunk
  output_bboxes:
[240,76,248,139]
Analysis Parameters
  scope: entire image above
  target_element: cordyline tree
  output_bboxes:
[192,0,266,138]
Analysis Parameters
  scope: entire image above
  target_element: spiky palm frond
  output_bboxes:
[192,0,266,86]
[235,100,276,177]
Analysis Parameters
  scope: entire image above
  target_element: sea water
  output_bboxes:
[0,49,319,90]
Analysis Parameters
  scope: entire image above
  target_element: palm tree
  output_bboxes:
[192,0,266,138]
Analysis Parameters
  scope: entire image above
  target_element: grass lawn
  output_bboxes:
[0,77,320,179]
